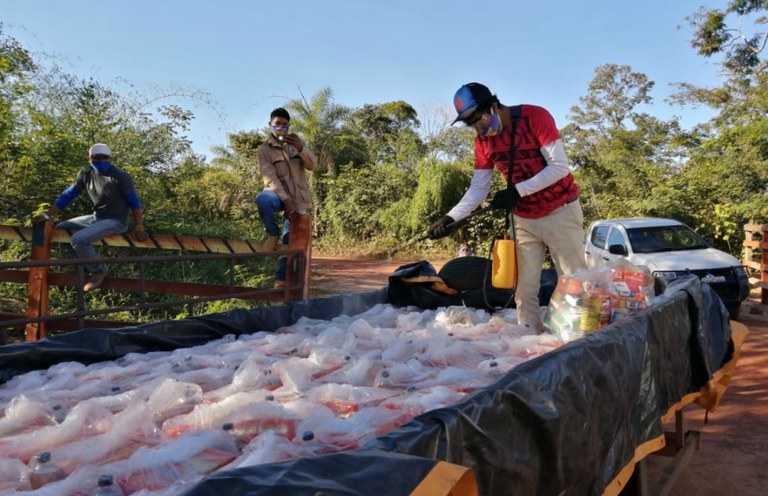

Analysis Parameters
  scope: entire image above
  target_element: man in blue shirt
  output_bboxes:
[33,144,148,291]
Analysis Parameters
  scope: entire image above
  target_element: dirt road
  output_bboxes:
[310,257,415,297]
[309,257,768,495]
[644,300,768,495]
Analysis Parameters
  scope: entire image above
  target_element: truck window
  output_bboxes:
[591,225,610,249]
[608,228,626,251]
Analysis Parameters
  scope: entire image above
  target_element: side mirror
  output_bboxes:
[608,244,628,256]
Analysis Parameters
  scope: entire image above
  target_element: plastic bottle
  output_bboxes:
[28,451,66,489]
[51,404,67,423]
[222,422,247,451]
[92,474,125,496]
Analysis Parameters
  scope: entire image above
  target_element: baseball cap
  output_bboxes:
[451,83,495,125]
[89,143,112,157]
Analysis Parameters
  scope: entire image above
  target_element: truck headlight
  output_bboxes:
[652,270,687,281]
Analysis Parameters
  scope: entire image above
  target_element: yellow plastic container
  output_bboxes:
[492,238,517,289]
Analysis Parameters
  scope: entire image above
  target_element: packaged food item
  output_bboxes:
[544,261,656,341]
[544,273,608,341]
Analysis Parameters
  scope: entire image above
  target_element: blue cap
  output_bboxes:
[452,83,494,124]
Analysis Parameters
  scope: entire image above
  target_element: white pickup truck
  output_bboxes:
[584,218,750,319]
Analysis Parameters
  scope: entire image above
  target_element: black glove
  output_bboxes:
[490,187,521,210]
[427,215,455,239]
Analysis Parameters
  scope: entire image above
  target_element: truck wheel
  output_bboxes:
[726,303,741,321]
[438,256,492,291]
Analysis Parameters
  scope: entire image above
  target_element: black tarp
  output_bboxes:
[0,274,732,496]
[386,259,558,310]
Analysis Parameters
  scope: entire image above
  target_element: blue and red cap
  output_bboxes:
[451,83,495,125]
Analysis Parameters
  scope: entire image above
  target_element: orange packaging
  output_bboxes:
[558,277,584,296]
[613,269,652,296]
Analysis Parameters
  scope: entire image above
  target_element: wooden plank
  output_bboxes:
[286,214,311,300]
[650,431,701,496]
[742,239,768,250]
[2,269,272,299]
[0,225,265,254]
[1,222,310,336]
[25,222,52,341]
[743,260,763,271]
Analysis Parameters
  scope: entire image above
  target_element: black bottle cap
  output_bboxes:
[98,474,114,487]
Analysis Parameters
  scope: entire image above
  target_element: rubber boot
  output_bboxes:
[262,235,279,251]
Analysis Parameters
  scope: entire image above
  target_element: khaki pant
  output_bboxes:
[512,200,587,330]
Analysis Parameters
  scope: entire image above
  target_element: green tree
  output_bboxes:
[666,1,768,249]
[284,87,354,174]
[209,130,267,226]
[569,64,655,135]
[0,26,36,220]
[426,125,476,164]
[283,87,363,238]
[347,101,425,166]
[564,64,685,222]
[687,0,767,80]
[320,162,417,242]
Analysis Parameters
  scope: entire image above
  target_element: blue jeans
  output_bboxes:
[255,190,290,281]
[56,215,127,274]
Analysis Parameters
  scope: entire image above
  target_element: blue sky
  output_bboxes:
[4,0,727,158]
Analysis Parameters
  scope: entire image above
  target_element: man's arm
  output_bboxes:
[514,139,571,197]
[132,208,147,241]
[284,135,316,171]
[297,141,316,171]
[116,172,148,241]
[32,175,84,224]
[446,169,493,221]
[32,204,62,224]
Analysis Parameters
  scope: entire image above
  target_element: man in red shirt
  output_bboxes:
[428,83,586,331]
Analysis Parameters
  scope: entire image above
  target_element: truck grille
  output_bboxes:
[687,268,740,302]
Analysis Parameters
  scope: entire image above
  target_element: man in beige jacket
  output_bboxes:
[256,107,316,287]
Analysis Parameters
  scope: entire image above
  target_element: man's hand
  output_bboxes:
[490,187,521,210]
[427,215,455,239]
[32,212,51,225]
[133,228,148,242]
[284,134,303,152]
[282,198,297,217]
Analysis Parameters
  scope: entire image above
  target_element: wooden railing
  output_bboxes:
[742,223,768,304]
[0,216,312,341]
